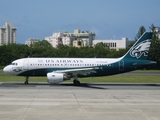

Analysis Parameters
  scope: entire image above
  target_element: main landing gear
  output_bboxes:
[24,76,80,85]
[73,76,80,86]
[24,76,29,84]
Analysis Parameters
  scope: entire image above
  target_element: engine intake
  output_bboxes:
[47,73,70,84]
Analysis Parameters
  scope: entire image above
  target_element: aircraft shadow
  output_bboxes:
[56,83,107,89]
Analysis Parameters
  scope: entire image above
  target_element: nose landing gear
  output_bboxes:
[24,76,29,84]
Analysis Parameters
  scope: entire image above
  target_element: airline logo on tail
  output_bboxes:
[130,39,151,59]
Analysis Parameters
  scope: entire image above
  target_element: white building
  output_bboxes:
[45,29,96,47]
[45,32,74,47]
[0,22,17,45]
[62,36,74,46]
[93,38,130,50]
[63,29,96,46]
[25,38,40,46]
[72,38,88,47]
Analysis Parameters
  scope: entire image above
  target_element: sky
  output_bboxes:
[0,0,160,43]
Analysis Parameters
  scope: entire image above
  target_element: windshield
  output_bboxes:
[9,63,18,65]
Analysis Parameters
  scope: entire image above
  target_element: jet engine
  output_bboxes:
[47,73,70,84]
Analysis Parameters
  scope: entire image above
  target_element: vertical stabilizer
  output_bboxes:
[122,32,152,60]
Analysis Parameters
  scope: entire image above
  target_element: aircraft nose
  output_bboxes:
[3,66,10,73]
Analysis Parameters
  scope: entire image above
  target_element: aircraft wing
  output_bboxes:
[54,67,99,75]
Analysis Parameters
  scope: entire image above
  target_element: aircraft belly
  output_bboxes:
[17,69,47,76]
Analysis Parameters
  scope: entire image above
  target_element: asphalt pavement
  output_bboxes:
[0,82,160,120]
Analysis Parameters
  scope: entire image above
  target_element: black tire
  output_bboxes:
[73,80,80,86]
[24,81,28,84]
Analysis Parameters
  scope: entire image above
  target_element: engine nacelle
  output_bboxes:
[47,73,70,84]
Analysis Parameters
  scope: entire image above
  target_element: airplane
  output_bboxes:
[3,32,156,85]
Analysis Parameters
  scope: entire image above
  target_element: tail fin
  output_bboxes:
[122,32,152,60]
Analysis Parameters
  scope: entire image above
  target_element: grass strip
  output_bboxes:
[0,74,160,83]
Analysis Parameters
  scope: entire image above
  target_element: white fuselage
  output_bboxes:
[3,57,121,76]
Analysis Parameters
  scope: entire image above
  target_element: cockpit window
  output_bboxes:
[10,63,18,65]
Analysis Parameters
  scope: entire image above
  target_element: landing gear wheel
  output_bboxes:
[24,81,28,84]
[73,80,80,86]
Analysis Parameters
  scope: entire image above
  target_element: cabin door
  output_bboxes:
[23,60,29,70]
[119,60,124,70]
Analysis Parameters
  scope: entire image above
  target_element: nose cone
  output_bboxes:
[3,66,10,74]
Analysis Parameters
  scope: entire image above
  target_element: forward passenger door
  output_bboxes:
[23,60,29,70]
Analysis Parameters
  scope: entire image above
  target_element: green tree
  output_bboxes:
[135,26,146,41]
[30,40,53,57]
[148,24,160,69]
[32,40,52,49]
[0,44,30,65]
[94,42,110,58]
[95,42,109,49]
[127,26,146,51]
